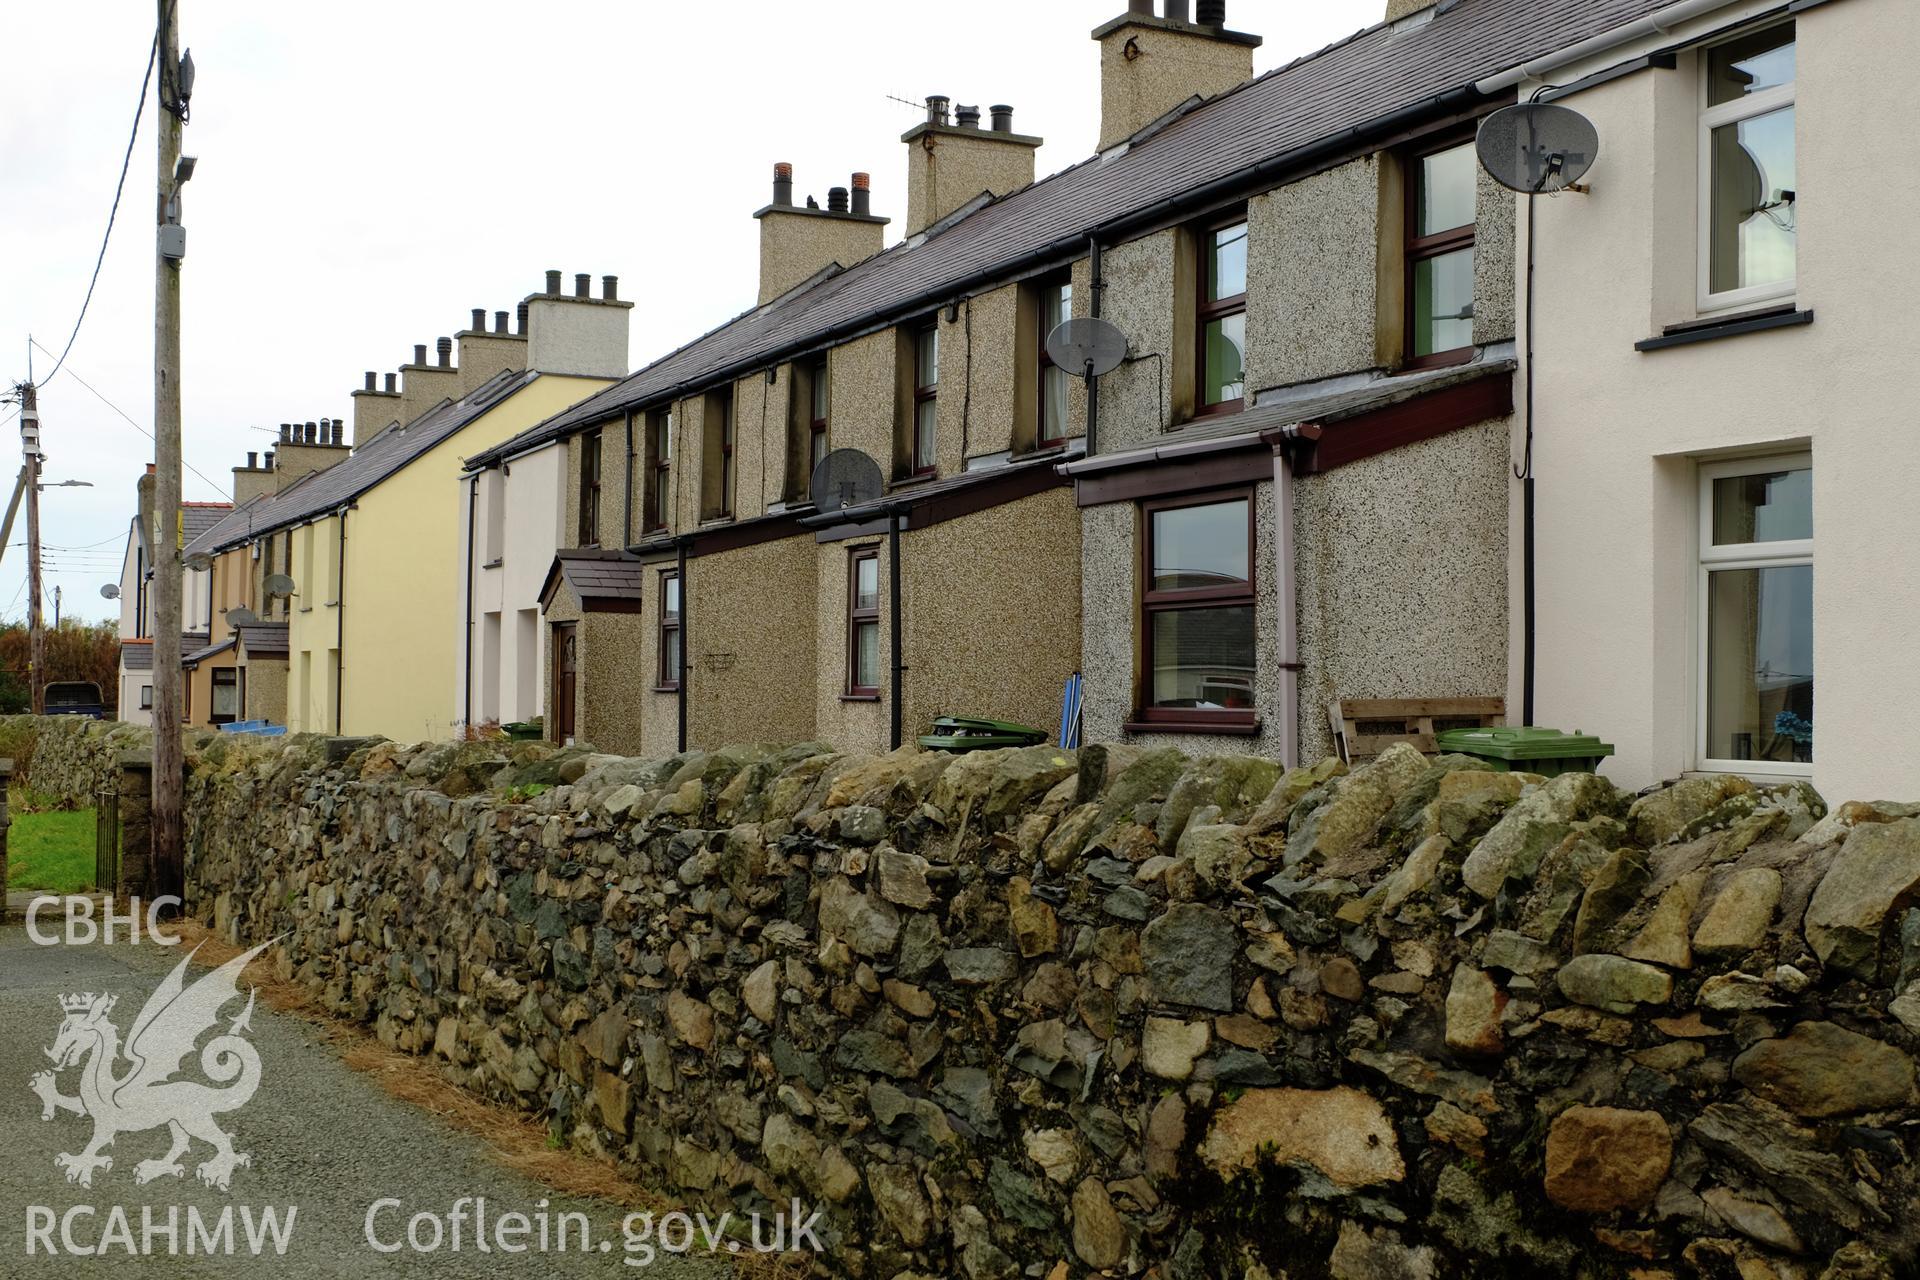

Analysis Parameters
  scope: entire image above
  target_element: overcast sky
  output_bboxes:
[0,0,1384,625]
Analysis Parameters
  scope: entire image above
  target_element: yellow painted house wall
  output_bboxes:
[287,515,344,734]
[334,375,611,744]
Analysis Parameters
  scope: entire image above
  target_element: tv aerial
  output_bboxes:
[262,572,296,598]
[100,583,121,600]
[809,448,885,515]
[1045,317,1128,382]
[1476,102,1599,194]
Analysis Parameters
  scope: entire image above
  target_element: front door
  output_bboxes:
[552,623,578,743]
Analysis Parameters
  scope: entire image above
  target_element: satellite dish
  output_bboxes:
[809,448,885,515]
[1476,102,1599,194]
[100,583,121,600]
[1045,318,1127,380]
[184,550,214,572]
[226,606,258,628]
[263,572,296,598]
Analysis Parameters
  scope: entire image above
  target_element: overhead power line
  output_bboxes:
[27,338,232,500]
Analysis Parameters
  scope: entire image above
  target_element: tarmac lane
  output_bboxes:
[0,916,733,1278]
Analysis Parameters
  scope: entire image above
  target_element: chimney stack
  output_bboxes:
[602,275,618,301]
[1092,1,1260,152]
[545,270,562,295]
[753,162,889,304]
[436,337,453,367]
[520,266,633,379]
[901,93,1044,235]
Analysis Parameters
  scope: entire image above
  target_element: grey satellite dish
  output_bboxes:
[1045,317,1127,380]
[263,572,296,598]
[226,606,258,628]
[809,448,885,515]
[1476,102,1599,194]
[184,550,214,572]
[99,583,121,600]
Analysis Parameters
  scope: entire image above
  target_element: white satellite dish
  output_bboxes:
[1476,102,1599,194]
[262,572,296,598]
[100,583,121,600]
[1045,318,1128,380]
[184,551,214,573]
[226,606,258,628]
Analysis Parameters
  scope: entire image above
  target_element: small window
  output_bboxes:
[847,549,880,697]
[912,326,938,475]
[1699,455,1812,771]
[1700,23,1796,309]
[578,430,602,545]
[647,408,673,534]
[708,390,736,519]
[1037,278,1073,448]
[140,684,153,710]
[1197,217,1248,414]
[1137,492,1256,729]
[1406,140,1476,366]
[657,570,682,691]
[210,667,239,725]
[809,357,831,480]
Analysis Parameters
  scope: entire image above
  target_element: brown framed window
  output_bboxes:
[1405,139,1477,366]
[808,357,830,480]
[1135,490,1257,731]
[646,408,672,533]
[846,549,880,697]
[715,390,736,518]
[657,570,682,691]
[1037,277,1073,448]
[578,430,602,545]
[210,667,240,725]
[1196,216,1248,415]
[911,325,938,475]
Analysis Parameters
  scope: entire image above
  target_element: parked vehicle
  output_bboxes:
[43,681,107,719]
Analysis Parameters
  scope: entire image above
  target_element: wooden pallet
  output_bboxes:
[1328,696,1507,763]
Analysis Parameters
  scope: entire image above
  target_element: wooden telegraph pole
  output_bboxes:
[21,382,44,714]
[151,0,188,903]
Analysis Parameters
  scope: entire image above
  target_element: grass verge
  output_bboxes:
[5,802,95,894]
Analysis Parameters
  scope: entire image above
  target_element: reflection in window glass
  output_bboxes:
[855,556,879,611]
[1203,312,1245,407]
[1707,27,1795,105]
[1208,223,1248,301]
[854,621,880,690]
[1151,500,1249,591]
[1417,144,1476,236]
[1151,606,1257,709]
[1705,565,1812,763]
[1039,282,1072,444]
[1708,107,1795,296]
[1712,467,1811,545]
[1412,248,1475,357]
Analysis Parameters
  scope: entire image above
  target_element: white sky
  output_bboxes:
[0,0,1385,625]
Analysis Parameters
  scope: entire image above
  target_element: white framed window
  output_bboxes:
[1697,453,1811,774]
[1697,22,1796,312]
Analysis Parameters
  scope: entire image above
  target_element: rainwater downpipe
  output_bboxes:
[1267,426,1321,769]
[1086,235,1105,457]
[1520,190,1538,727]
[335,507,348,735]
[888,511,905,751]
[463,473,478,731]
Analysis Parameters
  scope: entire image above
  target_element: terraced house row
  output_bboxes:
[120,0,1920,802]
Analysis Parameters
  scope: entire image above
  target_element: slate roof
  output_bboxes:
[180,502,232,543]
[471,0,1669,466]
[183,636,236,666]
[120,641,153,672]
[183,494,271,559]
[201,368,535,550]
[236,622,290,658]
[540,548,651,612]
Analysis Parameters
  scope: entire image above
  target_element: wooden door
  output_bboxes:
[552,623,578,743]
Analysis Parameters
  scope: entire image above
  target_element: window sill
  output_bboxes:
[1635,306,1811,352]
[1397,346,1476,374]
[891,472,937,490]
[839,693,881,703]
[1123,717,1262,737]
[651,685,680,694]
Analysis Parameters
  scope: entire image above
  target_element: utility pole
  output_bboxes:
[53,585,61,629]
[151,0,188,904]
[21,383,43,714]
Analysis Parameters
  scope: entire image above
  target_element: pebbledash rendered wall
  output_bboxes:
[170,723,1920,1278]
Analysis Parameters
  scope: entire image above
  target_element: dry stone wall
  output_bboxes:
[0,714,149,804]
[177,729,1920,1279]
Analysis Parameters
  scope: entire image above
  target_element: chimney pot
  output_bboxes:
[851,173,872,217]
[955,103,982,129]
[318,419,329,444]
[264,450,274,469]
[516,302,528,334]
[926,94,951,126]
[1164,0,1190,22]
[279,423,291,441]
[574,273,590,298]
[305,421,318,443]
[384,372,397,393]
[602,275,618,301]
[363,371,376,391]
[545,269,562,295]
[827,186,849,214]
[413,343,428,366]
[471,308,486,331]
[991,104,1014,132]
[247,451,258,468]
[1128,0,1153,12]
[494,310,509,333]
[1196,0,1225,24]
[772,161,794,207]
[436,336,453,366]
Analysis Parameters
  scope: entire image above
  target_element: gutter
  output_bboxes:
[1475,0,1753,93]
[1057,429,1266,477]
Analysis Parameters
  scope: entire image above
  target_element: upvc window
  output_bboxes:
[578,430,602,546]
[1699,23,1796,311]
[210,667,239,724]
[657,570,682,691]
[912,326,938,475]
[647,409,672,533]
[140,684,153,710]
[715,392,735,519]
[1037,278,1073,447]
[1137,491,1257,730]
[809,357,830,480]
[847,549,881,697]
[1197,218,1247,413]
[1406,140,1477,365]
[1698,454,1812,772]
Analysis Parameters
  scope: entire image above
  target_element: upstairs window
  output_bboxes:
[1037,278,1073,448]
[847,549,881,697]
[1136,492,1257,731]
[657,570,682,691]
[1701,23,1796,309]
[646,408,672,534]
[1406,140,1476,366]
[809,357,831,480]
[577,430,602,546]
[912,325,939,475]
[1197,218,1247,414]
[702,389,735,521]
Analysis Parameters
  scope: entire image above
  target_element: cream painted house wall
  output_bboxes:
[459,440,563,731]
[1518,0,1917,799]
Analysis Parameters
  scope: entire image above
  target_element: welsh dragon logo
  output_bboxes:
[29,940,275,1191]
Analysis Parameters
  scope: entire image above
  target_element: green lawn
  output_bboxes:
[5,803,96,894]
